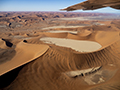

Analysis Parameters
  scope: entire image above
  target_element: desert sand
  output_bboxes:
[0,12,120,90]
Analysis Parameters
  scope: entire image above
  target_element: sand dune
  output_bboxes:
[3,31,120,90]
[0,12,120,90]
[0,40,49,76]
[0,30,120,90]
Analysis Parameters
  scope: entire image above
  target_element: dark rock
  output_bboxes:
[17,16,21,19]
[36,14,43,17]
[23,40,27,43]
[25,20,27,22]
[54,15,60,18]
[9,23,12,27]
[73,75,78,78]
[81,73,84,76]
[42,18,45,20]
[2,38,13,47]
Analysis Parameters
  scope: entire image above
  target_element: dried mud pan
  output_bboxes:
[0,41,49,76]
[42,25,85,30]
[40,37,102,52]
[45,30,78,34]
[59,16,120,21]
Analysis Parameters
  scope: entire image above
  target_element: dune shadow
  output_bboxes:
[0,65,24,89]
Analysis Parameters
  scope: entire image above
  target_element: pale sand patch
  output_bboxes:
[108,64,115,66]
[59,17,91,21]
[59,16,120,21]
[40,37,102,52]
[42,25,85,30]
[45,30,78,34]
[10,35,32,40]
[0,42,49,76]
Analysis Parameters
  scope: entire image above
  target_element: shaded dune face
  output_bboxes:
[0,39,16,64]
[0,65,24,89]
[0,49,16,64]
[2,31,120,90]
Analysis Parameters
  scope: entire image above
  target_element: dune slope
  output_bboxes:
[0,41,49,76]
